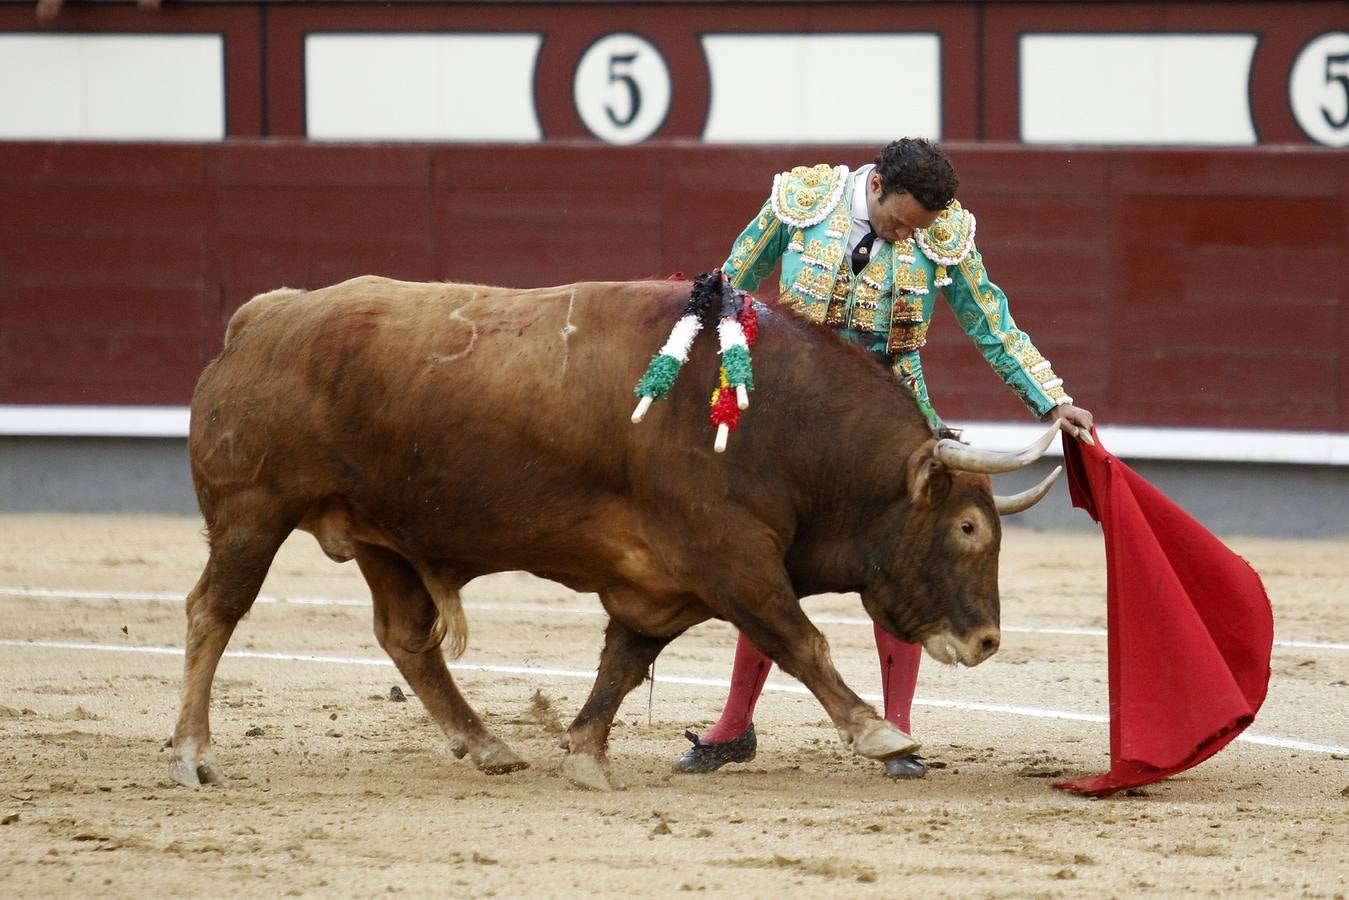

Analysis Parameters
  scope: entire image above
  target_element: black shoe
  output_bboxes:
[672,725,757,774]
[883,753,928,779]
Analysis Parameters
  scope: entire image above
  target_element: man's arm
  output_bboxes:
[722,199,788,292]
[944,246,1093,435]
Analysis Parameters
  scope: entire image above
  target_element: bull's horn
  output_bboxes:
[933,421,1062,474]
[995,466,1062,515]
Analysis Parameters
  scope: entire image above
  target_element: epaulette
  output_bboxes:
[769,164,848,229]
[915,200,976,266]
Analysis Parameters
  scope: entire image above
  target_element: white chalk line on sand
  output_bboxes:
[1,637,1346,758]
[1,586,1346,653]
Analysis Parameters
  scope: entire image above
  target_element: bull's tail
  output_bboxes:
[419,571,469,659]
[224,287,305,345]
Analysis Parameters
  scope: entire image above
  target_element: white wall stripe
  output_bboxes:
[305,34,543,142]
[0,34,225,141]
[1020,34,1258,145]
[702,34,941,143]
[1,586,1344,652]
[0,406,190,438]
[1,638,1343,757]
[3,406,1345,466]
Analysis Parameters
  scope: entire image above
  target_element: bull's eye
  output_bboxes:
[961,521,975,535]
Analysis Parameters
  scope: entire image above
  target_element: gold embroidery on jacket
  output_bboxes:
[801,238,842,271]
[826,270,850,327]
[771,165,847,228]
[915,201,976,266]
[726,217,782,288]
[956,258,1068,404]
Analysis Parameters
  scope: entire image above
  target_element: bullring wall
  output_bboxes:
[1,141,1345,433]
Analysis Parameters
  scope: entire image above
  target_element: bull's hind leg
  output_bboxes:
[168,509,290,786]
[562,615,673,791]
[354,543,526,774]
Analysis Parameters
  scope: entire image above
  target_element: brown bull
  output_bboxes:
[168,275,1060,790]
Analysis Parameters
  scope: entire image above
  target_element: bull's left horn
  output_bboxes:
[995,466,1062,515]
[933,421,1062,474]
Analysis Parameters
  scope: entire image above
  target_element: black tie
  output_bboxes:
[851,229,877,275]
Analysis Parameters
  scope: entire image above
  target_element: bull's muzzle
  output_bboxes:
[922,626,1001,667]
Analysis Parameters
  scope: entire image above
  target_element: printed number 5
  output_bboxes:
[606,53,642,128]
[1323,52,1349,129]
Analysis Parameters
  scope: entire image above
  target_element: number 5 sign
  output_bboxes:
[1290,32,1349,147]
[573,33,672,144]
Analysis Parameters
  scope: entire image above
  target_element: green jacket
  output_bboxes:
[722,163,1071,420]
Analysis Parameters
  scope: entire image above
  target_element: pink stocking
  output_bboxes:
[702,632,773,743]
[874,623,922,735]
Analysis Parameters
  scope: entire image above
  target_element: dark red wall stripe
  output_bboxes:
[1,141,1344,431]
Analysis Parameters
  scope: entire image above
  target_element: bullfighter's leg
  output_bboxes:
[699,632,773,743]
[168,506,290,786]
[718,569,919,763]
[875,623,922,735]
[675,626,926,775]
[670,632,767,774]
[876,624,929,779]
[562,614,673,791]
[354,543,526,774]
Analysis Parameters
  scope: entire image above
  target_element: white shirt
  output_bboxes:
[847,164,885,260]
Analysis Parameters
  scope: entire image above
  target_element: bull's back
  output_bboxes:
[191,276,691,516]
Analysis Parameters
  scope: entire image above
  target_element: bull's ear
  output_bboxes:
[905,440,953,507]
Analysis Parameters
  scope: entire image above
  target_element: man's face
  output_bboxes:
[867,173,944,243]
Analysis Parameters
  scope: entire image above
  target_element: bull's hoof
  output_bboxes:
[167,758,225,787]
[560,753,624,792]
[846,719,920,761]
[473,743,529,775]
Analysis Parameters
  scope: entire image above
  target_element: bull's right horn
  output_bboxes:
[933,421,1062,474]
[995,466,1063,515]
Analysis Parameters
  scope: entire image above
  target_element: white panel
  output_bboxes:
[956,423,1349,467]
[0,406,191,438]
[702,34,940,143]
[1021,34,1257,145]
[0,34,224,140]
[305,34,542,141]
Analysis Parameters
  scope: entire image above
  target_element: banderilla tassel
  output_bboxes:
[631,271,723,423]
[713,279,757,422]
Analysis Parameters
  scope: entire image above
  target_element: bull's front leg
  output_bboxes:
[725,590,919,763]
[562,614,672,791]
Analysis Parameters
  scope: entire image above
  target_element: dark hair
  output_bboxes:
[873,138,958,211]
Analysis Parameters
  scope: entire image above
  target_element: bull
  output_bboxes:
[167,275,1061,791]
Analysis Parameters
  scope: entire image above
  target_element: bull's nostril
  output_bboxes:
[979,634,1000,656]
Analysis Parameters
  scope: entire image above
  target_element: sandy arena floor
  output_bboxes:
[0,514,1345,898]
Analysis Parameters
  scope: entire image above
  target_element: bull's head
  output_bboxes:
[861,422,1063,667]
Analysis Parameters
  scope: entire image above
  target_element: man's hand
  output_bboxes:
[1044,403,1095,445]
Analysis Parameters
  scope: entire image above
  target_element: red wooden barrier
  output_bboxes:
[1,141,1344,431]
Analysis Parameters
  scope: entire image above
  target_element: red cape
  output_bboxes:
[1052,430,1274,797]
